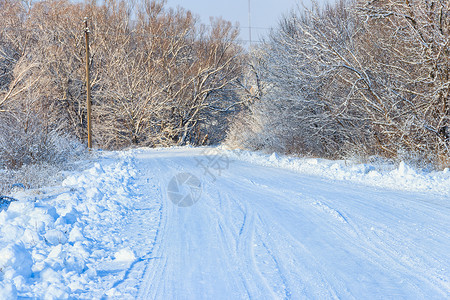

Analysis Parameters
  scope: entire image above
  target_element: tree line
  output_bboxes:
[1,0,449,170]
[228,0,450,168]
[0,0,244,168]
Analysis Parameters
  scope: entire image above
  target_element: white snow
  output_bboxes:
[0,147,449,299]
[114,248,136,262]
[0,152,140,298]
[222,147,450,196]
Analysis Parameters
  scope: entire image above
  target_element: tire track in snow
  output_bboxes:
[127,148,449,299]
[136,160,169,299]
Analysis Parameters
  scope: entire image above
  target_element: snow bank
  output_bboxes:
[0,152,138,298]
[223,148,450,195]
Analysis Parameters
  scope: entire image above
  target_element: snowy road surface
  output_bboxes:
[120,148,449,299]
[1,147,449,298]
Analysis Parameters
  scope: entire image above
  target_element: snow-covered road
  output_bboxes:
[1,147,449,299]
[121,148,449,299]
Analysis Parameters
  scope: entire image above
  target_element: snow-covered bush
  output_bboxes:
[0,114,84,169]
[0,113,86,194]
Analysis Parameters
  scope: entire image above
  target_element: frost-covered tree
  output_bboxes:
[228,0,450,167]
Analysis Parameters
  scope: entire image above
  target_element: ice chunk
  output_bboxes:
[114,248,136,262]
[45,229,68,245]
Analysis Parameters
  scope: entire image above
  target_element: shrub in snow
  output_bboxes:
[0,114,87,194]
[0,113,85,170]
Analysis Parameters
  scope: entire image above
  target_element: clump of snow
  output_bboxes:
[222,148,450,195]
[269,152,280,162]
[0,282,17,299]
[0,152,139,298]
[0,243,33,280]
[114,248,136,262]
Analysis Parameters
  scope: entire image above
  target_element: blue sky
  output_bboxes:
[166,0,329,44]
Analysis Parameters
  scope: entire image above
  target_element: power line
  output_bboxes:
[1,27,266,44]
[204,25,271,30]
[1,25,272,32]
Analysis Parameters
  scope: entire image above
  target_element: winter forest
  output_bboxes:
[1,0,450,191]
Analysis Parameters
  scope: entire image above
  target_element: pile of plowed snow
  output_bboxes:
[0,152,138,299]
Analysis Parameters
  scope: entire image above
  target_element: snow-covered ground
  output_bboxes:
[0,147,449,299]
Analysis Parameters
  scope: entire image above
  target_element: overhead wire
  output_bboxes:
[1,27,266,44]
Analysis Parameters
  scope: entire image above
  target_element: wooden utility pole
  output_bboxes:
[84,17,93,149]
